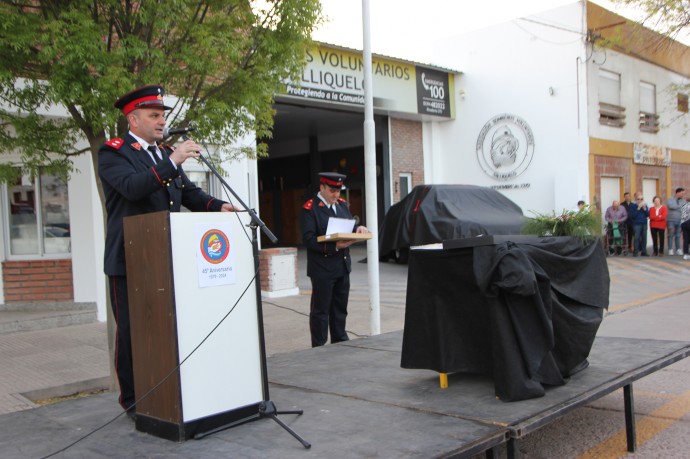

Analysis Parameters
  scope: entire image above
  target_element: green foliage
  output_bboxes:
[522,205,602,240]
[613,0,690,41]
[0,0,322,179]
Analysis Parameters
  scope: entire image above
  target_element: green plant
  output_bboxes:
[522,205,602,239]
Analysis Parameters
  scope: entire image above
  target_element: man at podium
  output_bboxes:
[300,172,369,347]
[98,85,236,419]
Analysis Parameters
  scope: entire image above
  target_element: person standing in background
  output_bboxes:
[666,187,686,255]
[628,191,650,257]
[649,196,667,256]
[681,201,690,260]
[604,200,628,255]
[605,200,628,226]
[300,172,369,347]
[621,192,634,253]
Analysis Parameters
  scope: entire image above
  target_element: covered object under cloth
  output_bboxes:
[401,236,610,401]
[378,184,525,262]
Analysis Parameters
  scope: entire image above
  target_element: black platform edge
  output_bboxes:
[508,344,690,438]
[439,430,510,459]
[136,402,262,441]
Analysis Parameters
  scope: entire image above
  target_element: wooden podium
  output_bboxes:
[123,211,265,441]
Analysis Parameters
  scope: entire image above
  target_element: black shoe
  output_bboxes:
[125,409,136,421]
[641,252,649,257]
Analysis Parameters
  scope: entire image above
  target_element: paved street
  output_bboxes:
[0,244,688,458]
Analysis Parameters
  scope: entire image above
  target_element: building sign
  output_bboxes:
[284,44,454,119]
[476,114,535,181]
[416,67,451,117]
[633,142,671,166]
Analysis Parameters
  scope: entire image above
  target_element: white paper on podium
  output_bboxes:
[326,217,356,235]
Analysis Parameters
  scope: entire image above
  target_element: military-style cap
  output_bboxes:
[319,172,346,188]
[114,84,173,116]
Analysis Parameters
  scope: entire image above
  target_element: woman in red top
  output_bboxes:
[649,195,667,256]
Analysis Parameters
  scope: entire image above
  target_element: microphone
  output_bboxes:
[163,125,196,137]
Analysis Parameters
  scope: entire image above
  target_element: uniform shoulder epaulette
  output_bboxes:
[337,197,348,204]
[303,199,314,210]
[103,138,125,150]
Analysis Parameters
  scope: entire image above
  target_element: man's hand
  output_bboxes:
[220,203,237,212]
[335,225,370,249]
[169,140,202,166]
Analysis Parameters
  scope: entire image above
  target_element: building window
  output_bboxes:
[399,173,412,200]
[187,171,211,194]
[639,81,659,133]
[3,170,70,256]
[179,171,213,213]
[679,93,689,113]
[598,69,626,127]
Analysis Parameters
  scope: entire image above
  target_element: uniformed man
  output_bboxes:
[300,172,369,347]
[98,84,236,418]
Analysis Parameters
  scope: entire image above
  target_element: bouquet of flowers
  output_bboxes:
[522,205,601,239]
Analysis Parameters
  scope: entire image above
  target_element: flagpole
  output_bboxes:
[362,0,381,336]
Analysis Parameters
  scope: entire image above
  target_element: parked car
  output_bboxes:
[379,184,525,262]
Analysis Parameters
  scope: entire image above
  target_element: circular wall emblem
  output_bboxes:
[476,114,535,181]
[200,229,230,264]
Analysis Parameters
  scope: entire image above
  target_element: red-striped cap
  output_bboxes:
[319,172,346,188]
[114,85,173,116]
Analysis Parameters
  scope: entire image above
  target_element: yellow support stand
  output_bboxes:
[439,372,448,389]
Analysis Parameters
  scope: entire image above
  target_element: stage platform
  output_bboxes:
[0,332,687,458]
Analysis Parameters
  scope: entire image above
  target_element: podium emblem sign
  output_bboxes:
[196,224,236,287]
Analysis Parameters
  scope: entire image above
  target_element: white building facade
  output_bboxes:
[426,1,689,217]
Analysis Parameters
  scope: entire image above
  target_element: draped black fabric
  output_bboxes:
[401,237,609,402]
[378,185,525,260]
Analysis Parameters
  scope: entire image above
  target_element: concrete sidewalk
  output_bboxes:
[0,246,689,457]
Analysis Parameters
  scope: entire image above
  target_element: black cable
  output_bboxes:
[263,300,309,317]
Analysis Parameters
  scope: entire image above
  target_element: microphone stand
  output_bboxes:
[183,135,310,448]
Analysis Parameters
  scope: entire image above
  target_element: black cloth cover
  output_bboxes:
[379,184,525,259]
[401,237,609,402]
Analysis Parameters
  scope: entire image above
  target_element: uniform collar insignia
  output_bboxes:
[131,142,141,151]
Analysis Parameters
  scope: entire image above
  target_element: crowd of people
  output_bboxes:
[603,187,689,260]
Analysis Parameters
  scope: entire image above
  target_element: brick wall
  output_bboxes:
[2,259,74,302]
[592,156,675,211]
[670,163,690,192]
[593,156,630,212]
[258,247,298,293]
[635,164,668,198]
[390,118,424,203]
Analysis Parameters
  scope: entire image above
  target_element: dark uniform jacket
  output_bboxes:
[98,133,224,276]
[301,195,357,279]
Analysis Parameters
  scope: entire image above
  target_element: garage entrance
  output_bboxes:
[258,102,390,246]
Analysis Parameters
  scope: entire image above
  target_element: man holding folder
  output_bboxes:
[301,172,369,347]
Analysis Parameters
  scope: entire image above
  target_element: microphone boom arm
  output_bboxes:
[182,134,278,243]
